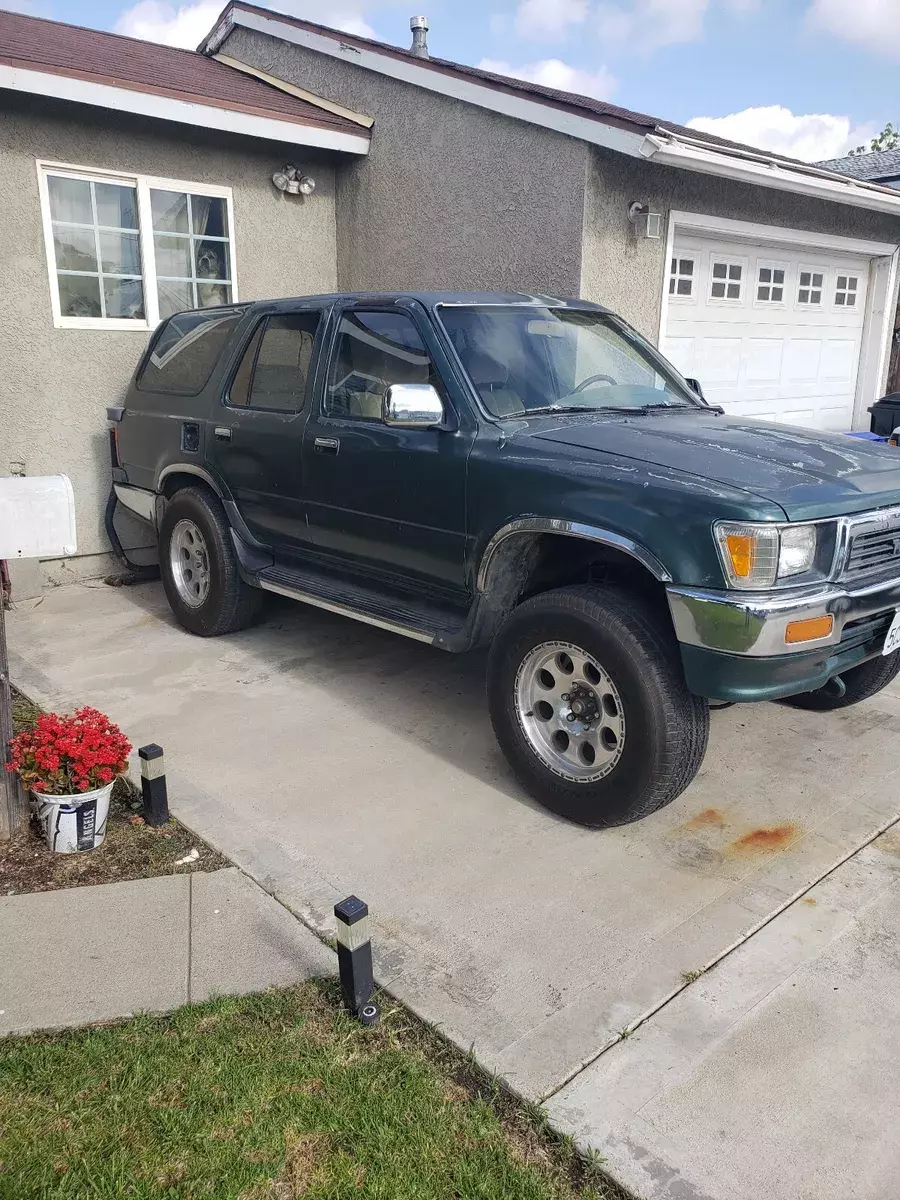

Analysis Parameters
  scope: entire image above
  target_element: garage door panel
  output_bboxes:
[664,230,870,429]
[745,339,783,382]
[696,338,742,383]
[820,340,858,383]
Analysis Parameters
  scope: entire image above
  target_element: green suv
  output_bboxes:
[110,292,900,828]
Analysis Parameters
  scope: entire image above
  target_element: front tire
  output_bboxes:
[488,585,708,828]
[781,651,900,711]
[159,486,262,636]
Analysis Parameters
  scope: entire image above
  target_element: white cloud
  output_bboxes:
[596,0,708,51]
[514,0,590,40]
[115,0,375,49]
[478,56,616,100]
[807,0,900,59]
[687,105,878,162]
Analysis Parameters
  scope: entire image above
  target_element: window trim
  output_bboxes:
[834,273,859,310]
[796,264,826,309]
[667,255,696,302]
[36,159,238,332]
[753,259,788,308]
[707,255,746,304]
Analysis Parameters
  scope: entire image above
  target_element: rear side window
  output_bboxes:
[229,312,321,412]
[137,308,244,395]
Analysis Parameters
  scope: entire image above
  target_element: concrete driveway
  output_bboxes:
[8,580,900,1198]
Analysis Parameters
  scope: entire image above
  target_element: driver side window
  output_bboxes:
[325,310,439,420]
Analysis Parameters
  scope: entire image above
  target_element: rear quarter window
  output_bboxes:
[137,308,245,396]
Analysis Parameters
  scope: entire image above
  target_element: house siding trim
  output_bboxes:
[0,62,371,154]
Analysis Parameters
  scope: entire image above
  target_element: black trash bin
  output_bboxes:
[869,393,900,436]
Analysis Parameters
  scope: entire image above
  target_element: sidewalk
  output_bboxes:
[0,867,335,1035]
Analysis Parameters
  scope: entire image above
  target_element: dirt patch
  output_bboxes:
[1,688,228,895]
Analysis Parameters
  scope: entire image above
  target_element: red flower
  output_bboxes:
[7,707,132,795]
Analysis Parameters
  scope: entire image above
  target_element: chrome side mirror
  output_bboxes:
[383,383,444,429]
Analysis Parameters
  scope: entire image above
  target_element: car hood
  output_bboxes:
[523,410,900,520]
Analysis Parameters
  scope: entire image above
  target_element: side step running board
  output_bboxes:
[257,563,468,648]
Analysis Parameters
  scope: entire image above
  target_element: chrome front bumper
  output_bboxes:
[667,573,900,658]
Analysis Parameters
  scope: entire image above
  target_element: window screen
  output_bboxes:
[229,313,321,411]
[325,311,438,420]
[138,308,244,395]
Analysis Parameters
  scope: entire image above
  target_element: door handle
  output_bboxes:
[214,426,232,441]
[314,436,340,455]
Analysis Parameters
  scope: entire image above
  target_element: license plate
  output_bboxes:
[884,610,900,656]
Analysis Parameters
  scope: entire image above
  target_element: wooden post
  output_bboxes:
[0,598,27,840]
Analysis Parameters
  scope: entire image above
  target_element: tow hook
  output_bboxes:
[823,674,847,699]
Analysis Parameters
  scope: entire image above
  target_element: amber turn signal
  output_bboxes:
[724,534,755,578]
[784,615,834,644]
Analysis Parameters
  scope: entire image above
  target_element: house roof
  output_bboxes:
[0,8,369,152]
[816,148,900,182]
[203,0,788,162]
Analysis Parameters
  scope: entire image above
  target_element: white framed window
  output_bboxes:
[668,256,695,298]
[37,161,237,331]
[755,262,786,304]
[834,274,858,308]
[797,268,824,306]
[709,258,743,301]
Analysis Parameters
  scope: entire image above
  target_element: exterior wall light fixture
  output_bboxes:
[272,165,316,196]
[628,201,662,239]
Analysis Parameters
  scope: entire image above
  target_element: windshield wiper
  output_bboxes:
[524,405,627,416]
[523,402,722,417]
[624,402,725,415]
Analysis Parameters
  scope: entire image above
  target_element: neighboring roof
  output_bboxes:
[200,2,900,218]
[0,7,369,153]
[817,148,900,181]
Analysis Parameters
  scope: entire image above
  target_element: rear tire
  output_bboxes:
[781,651,900,711]
[159,486,263,636]
[488,585,709,828]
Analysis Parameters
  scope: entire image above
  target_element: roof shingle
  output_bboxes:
[816,147,900,181]
[0,7,362,135]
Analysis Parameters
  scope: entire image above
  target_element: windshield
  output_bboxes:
[436,304,702,418]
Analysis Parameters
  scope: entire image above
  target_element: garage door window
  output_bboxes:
[756,265,786,304]
[710,261,742,301]
[835,275,858,308]
[798,270,824,306]
[668,257,694,297]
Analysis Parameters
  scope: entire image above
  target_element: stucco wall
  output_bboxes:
[0,92,339,577]
[224,28,589,297]
[582,145,900,342]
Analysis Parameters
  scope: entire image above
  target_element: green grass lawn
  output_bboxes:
[0,982,630,1200]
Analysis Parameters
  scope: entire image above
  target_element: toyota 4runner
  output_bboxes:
[109,292,900,827]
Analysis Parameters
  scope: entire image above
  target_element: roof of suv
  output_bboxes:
[234,291,605,308]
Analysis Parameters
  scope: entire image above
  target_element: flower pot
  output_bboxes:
[32,782,114,853]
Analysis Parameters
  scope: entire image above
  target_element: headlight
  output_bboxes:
[715,521,818,588]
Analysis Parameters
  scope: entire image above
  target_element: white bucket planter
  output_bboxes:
[32,782,114,853]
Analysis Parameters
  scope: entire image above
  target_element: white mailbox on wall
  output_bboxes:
[0,475,77,560]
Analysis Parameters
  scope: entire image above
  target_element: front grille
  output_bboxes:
[845,522,900,578]
[839,611,894,652]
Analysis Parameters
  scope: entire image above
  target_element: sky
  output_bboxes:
[22,0,900,162]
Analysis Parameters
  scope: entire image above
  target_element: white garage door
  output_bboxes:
[661,232,870,431]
